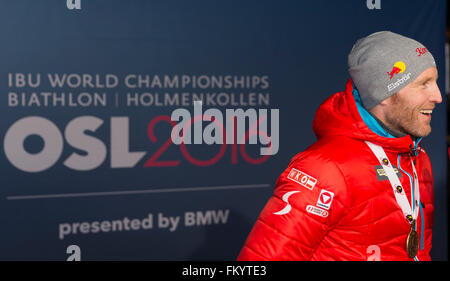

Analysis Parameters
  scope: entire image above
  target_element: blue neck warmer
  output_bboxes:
[352,86,396,138]
[351,85,423,149]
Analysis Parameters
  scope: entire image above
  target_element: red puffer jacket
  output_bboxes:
[237,79,434,261]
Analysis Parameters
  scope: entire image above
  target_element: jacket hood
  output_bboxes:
[312,79,419,153]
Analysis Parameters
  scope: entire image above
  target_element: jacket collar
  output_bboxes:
[345,79,422,153]
[312,79,421,154]
[351,82,423,154]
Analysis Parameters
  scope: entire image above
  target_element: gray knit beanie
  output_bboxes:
[348,31,436,109]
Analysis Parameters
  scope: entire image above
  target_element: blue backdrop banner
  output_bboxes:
[0,0,447,260]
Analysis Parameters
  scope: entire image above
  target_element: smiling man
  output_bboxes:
[371,67,441,138]
[237,31,442,261]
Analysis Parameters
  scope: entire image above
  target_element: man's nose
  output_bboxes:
[430,83,443,104]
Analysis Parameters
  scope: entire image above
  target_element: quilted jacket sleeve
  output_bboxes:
[237,152,350,261]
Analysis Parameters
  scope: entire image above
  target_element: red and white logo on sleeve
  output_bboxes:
[316,189,334,210]
[287,168,317,191]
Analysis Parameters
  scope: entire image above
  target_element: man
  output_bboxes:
[237,31,442,261]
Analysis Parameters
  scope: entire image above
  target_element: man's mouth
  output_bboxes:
[419,109,433,116]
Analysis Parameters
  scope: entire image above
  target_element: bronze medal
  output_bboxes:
[406,220,419,259]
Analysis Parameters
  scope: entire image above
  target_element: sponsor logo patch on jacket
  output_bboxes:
[375,165,403,181]
[287,168,317,190]
[306,205,329,218]
[273,191,301,215]
[316,189,334,210]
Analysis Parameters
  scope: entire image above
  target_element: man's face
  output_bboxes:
[383,66,442,138]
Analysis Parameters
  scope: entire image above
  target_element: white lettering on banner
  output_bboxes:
[4,72,276,171]
[3,114,276,172]
[124,74,269,89]
[158,213,180,232]
[110,117,146,168]
[125,92,269,107]
[7,91,270,108]
[184,209,230,227]
[8,73,268,90]
[7,73,271,108]
[8,73,269,90]
[3,116,147,172]
[47,73,118,88]
[63,116,107,171]
[58,210,230,240]
[8,92,107,107]
[8,73,40,88]
[4,116,64,173]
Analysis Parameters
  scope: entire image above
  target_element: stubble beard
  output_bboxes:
[385,103,432,138]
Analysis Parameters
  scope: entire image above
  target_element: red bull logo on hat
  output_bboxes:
[387,61,406,79]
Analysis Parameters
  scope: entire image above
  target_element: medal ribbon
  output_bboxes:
[365,141,420,227]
